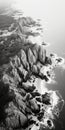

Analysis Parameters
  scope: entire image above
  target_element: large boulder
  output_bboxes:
[29,98,40,113]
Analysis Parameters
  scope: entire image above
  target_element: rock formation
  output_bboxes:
[0,17,64,130]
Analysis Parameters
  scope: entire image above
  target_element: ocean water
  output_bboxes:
[43,20,65,130]
[0,1,65,129]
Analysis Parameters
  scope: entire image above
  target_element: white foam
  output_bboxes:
[0,30,15,37]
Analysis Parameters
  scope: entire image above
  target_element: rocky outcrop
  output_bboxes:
[0,41,64,130]
[0,17,64,130]
[0,42,54,130]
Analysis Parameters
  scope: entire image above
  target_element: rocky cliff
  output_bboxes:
[0,17,64,130]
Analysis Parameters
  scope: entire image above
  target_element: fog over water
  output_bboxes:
[0,0,65,55]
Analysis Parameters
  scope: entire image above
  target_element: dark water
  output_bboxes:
[45,37,65,129]
[42,9,65,129]
[0,11,65,129]
[43,20,65,129]
[44,27,65,129]
[46,67,65,129]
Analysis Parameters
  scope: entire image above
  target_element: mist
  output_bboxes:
[0,0,65,54]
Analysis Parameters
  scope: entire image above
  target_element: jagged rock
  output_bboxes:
[5,101,28,128]
[18,17,36,27]
[18,88,26,96]
[39,66,45,77]
[17,17,39,41]
[32,65,38,74]
[0,44,54,130]
[5,102,20,128]
[47,119,52,128]
[25,106,32,114]
[28,48,37,66]
[38,46,46,64]
[11,55,21,68]
[37,62,43,70]
[42,93,51,105]
[45,57,52,65]
[24,93,32,101]
[3,74,14,85]
[20,49,29,70]
[11,67,21,84]
[32,44,39,61]
[19,112,28,127]
[36,97,42,102]
[32,44,39,53]
[34,62,43,75]
[29,98,40,113]
[31,91,41,97]
[8,23,16,32]
[15,92,26,112]
[22,83,36,93]
[17,64,28,81]
[37,111,44,121]
[7,43,47,82]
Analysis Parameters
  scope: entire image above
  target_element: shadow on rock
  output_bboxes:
[0,81,14,123]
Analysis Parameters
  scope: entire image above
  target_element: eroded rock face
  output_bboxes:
[7,43,48,83]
